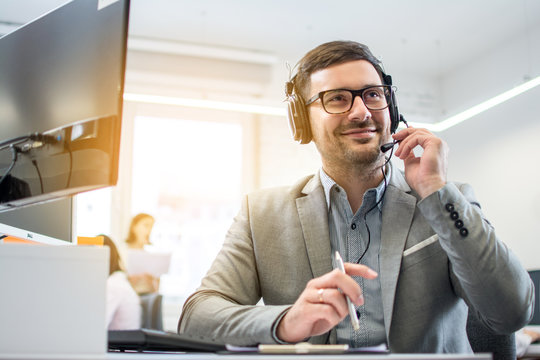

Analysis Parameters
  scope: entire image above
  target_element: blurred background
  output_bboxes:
[1,0,539,331]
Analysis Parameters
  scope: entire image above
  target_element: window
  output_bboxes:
[130,115,243,327]
[76,187,112,239]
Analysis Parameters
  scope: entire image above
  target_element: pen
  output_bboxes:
[334,251,360,331]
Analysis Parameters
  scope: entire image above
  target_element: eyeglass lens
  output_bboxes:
[321,86,389,114]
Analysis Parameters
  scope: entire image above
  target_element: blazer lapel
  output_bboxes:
[295,174,333,279]
[380,168,417,339]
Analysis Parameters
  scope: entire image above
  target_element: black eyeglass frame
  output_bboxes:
[305,85,394,114]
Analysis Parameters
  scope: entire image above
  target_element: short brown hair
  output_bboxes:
[293,41,384,101]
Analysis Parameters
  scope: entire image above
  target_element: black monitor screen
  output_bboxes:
[0,0,130,211]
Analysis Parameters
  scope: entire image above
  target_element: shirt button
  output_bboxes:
[459,228,469,237]
[445,203,455,212]
[351,223,357,230]
[455,219,464,229]
[450,211,459,220]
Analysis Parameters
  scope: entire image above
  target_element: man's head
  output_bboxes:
[286,41,396,171]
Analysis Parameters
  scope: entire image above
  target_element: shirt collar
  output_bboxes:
[319,163,392,211]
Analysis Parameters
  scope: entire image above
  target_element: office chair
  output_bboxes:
[466,309,516,360]
[140,293,163,330]
[528,270,540,325]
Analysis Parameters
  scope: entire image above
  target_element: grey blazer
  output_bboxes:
[179,167,533,353]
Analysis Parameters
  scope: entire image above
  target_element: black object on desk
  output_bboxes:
[108,328,226,352]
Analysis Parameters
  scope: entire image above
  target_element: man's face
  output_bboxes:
[307,60,392,169]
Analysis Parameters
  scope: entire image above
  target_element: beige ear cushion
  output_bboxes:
[286,94,312,144]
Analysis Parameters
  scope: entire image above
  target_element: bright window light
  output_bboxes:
[130,116,243,328]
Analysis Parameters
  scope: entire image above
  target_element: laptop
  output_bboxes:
[0,244,109,359]
[108,328,226,352]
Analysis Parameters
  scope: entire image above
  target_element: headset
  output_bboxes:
[285,69,404,145]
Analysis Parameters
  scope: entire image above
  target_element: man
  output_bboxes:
[178,40,533,353]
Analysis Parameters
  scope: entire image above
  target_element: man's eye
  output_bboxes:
[324,91,350,103]
[328,94,347,102]
[365,90,382,99]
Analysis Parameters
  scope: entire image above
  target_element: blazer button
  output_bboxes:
[450,211,459,220]
[455,219,464,229]
[459,228,469,237]
[445,203,454,212]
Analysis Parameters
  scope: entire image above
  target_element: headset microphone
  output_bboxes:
[380,115,408,153]
[380,140,400,153]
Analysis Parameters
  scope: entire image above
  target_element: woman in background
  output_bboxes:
[125,213,160,294]
[125,213,155,249]
[102,235,141,330]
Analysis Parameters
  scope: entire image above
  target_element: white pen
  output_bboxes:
[334,251,360,331]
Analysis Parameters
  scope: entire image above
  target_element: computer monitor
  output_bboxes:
[0,0,130,212]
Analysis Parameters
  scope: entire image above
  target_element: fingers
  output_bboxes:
[310,287,349,318]
[392,127,446,160]
[344,262,378,279]
[390,127,448,198]
[307,264,377,306]
[276,264,377,343]
[277,284,349,342]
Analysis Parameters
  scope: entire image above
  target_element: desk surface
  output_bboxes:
[0,352,493,360]
[106,352,492,360]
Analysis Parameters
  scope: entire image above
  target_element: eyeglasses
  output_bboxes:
[305,85,392,114]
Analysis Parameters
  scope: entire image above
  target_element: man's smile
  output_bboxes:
[340,127,378,139]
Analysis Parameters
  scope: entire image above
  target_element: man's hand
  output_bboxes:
[392,127,449,199]
[276,263,377,343]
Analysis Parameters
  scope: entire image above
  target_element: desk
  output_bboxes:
[1,353,492,360]
[106,352,491,360]
[0,350,493,360]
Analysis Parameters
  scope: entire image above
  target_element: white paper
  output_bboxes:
[125,249,171,277]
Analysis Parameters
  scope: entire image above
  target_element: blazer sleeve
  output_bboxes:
[177,194,290,346]
[417,182,534,333]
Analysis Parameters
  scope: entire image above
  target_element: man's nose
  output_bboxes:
[348,95,371,120]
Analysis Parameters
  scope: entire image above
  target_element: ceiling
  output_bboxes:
[1,0,539,78]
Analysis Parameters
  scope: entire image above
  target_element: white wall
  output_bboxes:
[257,114,320,189]
[437,22,540,269]
[440,23,540,117]
[441,81,540,270]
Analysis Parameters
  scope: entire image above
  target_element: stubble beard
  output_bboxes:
[315,133,386,179]
[342,135,383,164]
[333,123,388,169]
